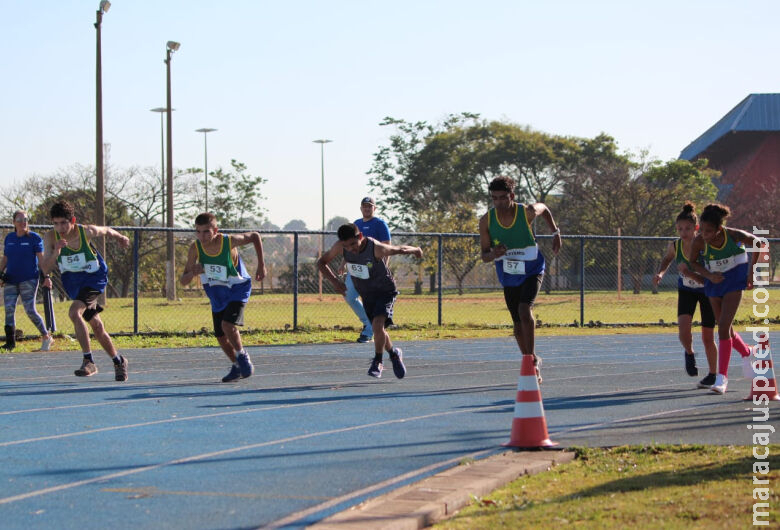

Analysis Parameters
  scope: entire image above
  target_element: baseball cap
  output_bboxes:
[361,196,375,205]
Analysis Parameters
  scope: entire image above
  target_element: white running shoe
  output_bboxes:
[710,374,728,394]
[40,336,54,352]
[742,355,755,379]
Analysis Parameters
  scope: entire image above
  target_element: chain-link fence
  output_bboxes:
[4,225,779,335]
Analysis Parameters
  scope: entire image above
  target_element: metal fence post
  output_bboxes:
[580,236,585,326]
[293,232,299,331]
[133,229,139,335]
[437,234,443,326]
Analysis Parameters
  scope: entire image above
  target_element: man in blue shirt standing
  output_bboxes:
[1,210,54,351]
[347,197,391,342]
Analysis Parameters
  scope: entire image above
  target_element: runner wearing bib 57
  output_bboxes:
[479,176,562,384]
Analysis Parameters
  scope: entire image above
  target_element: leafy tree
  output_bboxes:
[559,138,718,293]
[205,159,267,228]
[416,202,480,295]
[367,113,481,229]
[368,115,580,230]
[283,219,307,231]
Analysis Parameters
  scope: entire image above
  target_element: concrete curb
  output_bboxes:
[309,449,575,529]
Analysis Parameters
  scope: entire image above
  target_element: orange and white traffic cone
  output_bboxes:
[503,354,557,448]
[744,335,780,402]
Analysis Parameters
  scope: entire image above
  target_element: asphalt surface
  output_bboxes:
[0,332,776,529]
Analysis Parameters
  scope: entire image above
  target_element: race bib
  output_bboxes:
[59,253,87,273]
[204,264,228,282]
[501,245,538,261]
[680,273,704,289]
[706,252,747,273]
[347,263,370,280]
[503,259,525,275]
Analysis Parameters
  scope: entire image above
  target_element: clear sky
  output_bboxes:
[1,0,777,229]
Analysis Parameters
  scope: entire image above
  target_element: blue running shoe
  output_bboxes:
[222,364,241,383]
[389,347,406,379]
[368,358,383,378]
[236,351,254,378]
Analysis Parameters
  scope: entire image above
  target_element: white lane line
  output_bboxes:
[0,351,690,384]
[258,447,499,530]
[0,363,691,417]
[0,404,507,505]
[0,372,701,447]
[0,365,685,417]
[0,399,343,447]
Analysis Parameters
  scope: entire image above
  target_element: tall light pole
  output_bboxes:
[95,0,110,298]
[195,128,217,211]
[164,40,180,301]
[150,107,174,223]
[313,139,332,300]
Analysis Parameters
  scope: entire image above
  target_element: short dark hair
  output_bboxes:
[337,223,360,241]
[195,212,217,226]
[700,203,730,227]
[50,201,75,220]
[488,176,514,193]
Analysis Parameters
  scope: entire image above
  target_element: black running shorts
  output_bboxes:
[75,287,104,322]
[503,274,544,322]
[212,301,246,337]
[677,289,716,328]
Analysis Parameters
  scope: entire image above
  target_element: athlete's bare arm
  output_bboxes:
[180,243,202,286]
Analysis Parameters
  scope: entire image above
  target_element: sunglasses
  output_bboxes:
[14,217,29,223]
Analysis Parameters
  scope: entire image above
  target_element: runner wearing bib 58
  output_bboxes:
[687,203,767,395]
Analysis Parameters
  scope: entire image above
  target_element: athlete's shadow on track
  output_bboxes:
[28,436,505,477]
[544,387,704,411]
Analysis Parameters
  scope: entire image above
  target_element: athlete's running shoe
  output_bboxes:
[710,374,728,394]
[237,351,254,378]
[74,359,97,377]
[40,336,54,352]
[368,358,383,378]
[222,364,242,382]
[533,354,542,385]
[684,352,698,377]
[389,348,406,379]
[114,356,128,382]
[742,355,756,379]
[357,334,372,343]
[697,373,716,389]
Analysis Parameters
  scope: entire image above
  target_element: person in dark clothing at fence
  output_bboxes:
[652,202,717,387]
[479,176,561,384]
[1,210,54,351]
[180,212,267,382]
[40,201,130,381]
[317,223,422,379]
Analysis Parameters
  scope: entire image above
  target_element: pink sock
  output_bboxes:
[731,332,751,358]
[718,338,733,376]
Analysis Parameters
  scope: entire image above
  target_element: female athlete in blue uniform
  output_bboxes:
[687,203,766,394]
